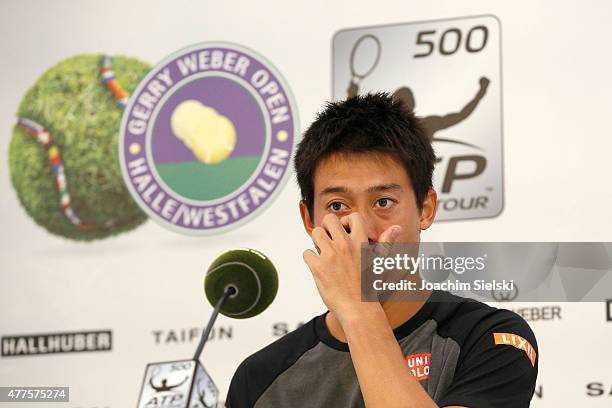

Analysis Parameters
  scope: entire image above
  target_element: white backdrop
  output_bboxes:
[1,0,611,407]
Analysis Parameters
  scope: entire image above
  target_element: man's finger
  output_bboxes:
[340,212,367,241]
[321,213,349,242]
[302,249,319,269]
[311,226,332,254]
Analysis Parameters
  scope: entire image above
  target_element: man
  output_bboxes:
[226,93,537,407]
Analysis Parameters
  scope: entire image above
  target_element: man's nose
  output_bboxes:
[351,209,381,243]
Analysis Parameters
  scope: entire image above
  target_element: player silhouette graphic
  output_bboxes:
[392,77,490,148]
[149,375,189,392]
[345,34,490,152]
[348,77,489,151]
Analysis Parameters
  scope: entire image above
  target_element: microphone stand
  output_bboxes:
[137,287,235,407]
[193,286,235,360]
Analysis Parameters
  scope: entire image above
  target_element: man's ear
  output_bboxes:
[299,200,315,235]
[419,189,438,230]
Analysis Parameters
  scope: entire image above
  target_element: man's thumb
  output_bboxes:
[374,225,401,257]
[380,225,401,243]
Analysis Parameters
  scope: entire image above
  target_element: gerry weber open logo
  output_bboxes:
[120,42,298,235]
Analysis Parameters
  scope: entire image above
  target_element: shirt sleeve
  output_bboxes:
[438,310,539,408]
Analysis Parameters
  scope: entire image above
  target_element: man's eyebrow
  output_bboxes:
[366,183,403,193]
[319,183,402,196]
[319,186,350,196]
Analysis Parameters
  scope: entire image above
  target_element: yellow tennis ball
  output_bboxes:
[170,99,210,146]
[170,99,236,164]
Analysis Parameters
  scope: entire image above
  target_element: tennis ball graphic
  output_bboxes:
[171,99,237,164]
[9,54,151,241]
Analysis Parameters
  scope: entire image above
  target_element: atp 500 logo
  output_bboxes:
[333,15,503,221]
[120,42,298,235]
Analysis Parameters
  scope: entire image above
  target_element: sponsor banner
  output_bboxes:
[333,15,503,221]
[8,55,150,241]
[120,42,299,236]
[2,2,612,408]
[152,326,234,346]
[1,330,112,357]
[586,382,612,397]
[271,322,306,337]
[137,359,219,408]
[510,306,562,322]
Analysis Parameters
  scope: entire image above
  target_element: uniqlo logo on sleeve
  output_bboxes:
[405,353,431,381]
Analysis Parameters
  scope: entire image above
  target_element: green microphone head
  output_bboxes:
[204,248,278,319]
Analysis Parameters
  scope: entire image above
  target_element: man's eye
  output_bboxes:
[329,202,347,212]
[376,198,394,208]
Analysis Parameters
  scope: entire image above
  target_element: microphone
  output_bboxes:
[204,247,279,319]
[137,248,278,408]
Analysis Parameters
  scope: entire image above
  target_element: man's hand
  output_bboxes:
[303,214,440,408]
[303,213,401,325]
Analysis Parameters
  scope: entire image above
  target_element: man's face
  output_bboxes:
[299,151,437,243]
